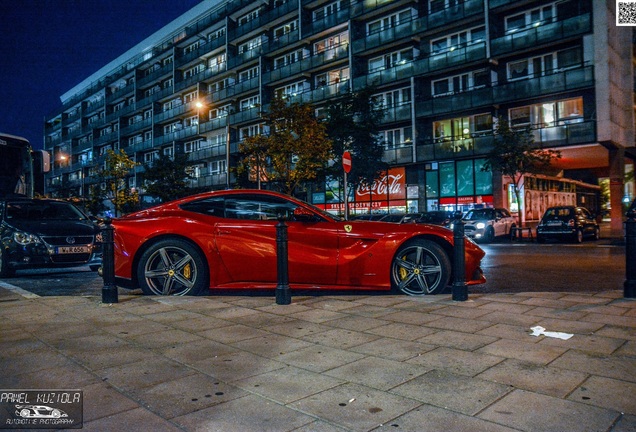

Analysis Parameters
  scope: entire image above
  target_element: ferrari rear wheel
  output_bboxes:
[391,239,451,296]
[137,239,208,296]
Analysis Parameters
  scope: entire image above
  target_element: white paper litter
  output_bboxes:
[530,326,573,340]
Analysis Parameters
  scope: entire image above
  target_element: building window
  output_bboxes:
[240,96,260,111]
[209,53,226,72]
[315,67,349,87]
[379,127,412,149]
[238,9,260,27]
[505,3,557,33]
[238,66,259,82]
[374,88,411,109]
[313,0,341,21]
[163,121,183,134]
[432,69,490,96]
[276,81,308,99]
[183,41,200,56]
[509,97,583,128]
[208,27,226,41]
[184,63,205,79]
[430,26,485,54]
[274,49,306,69]
[240,124,264,140]
[428,0,463,14]
[434,114,492,141]
[314,32,348,60]
[507,47,582,81]
[367,9,414,35]
[210,159,227,175]
[183,91,198,104]
[184,115,199,127]
[368,48,416,73]
[274,20,297,40]
[144,151,159,163]
[238,37,262,54]
[209,105,231,119]
[144,130,152,141]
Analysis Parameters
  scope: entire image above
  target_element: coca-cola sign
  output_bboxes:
[356,167,406,200]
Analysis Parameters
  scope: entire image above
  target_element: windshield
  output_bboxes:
[0,138,33,198]
[463,209,494,221]
[5,201,88,221]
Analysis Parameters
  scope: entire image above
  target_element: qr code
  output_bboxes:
[618,1,636,25]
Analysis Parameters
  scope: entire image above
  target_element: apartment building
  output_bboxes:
[44,0,634,235]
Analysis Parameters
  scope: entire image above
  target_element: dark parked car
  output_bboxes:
[415,211,454,227]
[379,213,423,224]
[0,198,102,277]
[536,206,600,243]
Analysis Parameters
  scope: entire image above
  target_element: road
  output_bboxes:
[0,241,626,297]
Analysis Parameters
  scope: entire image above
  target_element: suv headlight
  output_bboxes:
[476,222,486,229]
[14,231,41,245]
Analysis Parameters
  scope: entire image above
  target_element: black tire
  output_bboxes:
[391,239,451,296]
[483,227,495,243]
[89,265,100,272]
[136,239,209,296]
[0,248,15,278]
[536,234,545,244]
[593,227,601,241]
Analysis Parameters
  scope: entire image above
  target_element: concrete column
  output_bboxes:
[609,147,625,238]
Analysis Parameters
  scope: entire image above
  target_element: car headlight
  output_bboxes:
[13,231,41,245]
[476,222,486,229]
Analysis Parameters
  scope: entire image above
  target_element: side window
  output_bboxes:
[224,194,298,220]
[180,197,226,217]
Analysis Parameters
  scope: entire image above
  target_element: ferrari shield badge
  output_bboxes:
[344,224,353,233]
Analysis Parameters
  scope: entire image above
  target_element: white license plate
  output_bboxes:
[56,246,90,254]
[547,220,562,226]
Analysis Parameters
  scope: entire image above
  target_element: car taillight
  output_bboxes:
[568,219,575,227]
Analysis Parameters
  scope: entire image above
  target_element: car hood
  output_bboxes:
[4,219,100,236]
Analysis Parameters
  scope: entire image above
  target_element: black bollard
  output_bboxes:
[275,215,291,305]
[101,218,118,304]
[625,210,636,298]
[452,211,467,301]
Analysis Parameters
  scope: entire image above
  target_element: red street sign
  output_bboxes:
[342,151,352,173]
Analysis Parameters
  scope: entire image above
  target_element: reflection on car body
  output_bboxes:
[0,198,102,277]
[112,190,486,297]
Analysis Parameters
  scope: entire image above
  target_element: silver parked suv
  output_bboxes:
[461,208,517,243]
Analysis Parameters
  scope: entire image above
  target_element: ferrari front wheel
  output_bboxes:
[391,239,451,296]
[137,239,208,296]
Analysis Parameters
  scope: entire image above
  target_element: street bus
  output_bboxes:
[0,133,50,198]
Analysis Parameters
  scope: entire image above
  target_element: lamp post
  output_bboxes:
[226,113,231,190]
[195,101,204,135]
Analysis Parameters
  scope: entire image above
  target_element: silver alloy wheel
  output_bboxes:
[391,240,450,296]
[143,245,198,296]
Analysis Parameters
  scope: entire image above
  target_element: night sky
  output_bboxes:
[0,0,203,149]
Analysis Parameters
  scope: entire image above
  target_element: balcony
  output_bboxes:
[120,117,152,136]
[354,42,487,90]
[228,45,265,69]
[229,0,298,42]
[416,86,493,118]
[352,17,426,54]
[263,44,349,83]
[382,144,414,164]
[176,37,226,67]
[491,13,591,57]
[230,106,260,124]
[416,135,495,162]
[137,64,174,87]
[304,8,351,38]
[200,116,229,133]
[379,102,412,124]
[531,121,596,148]
[427,0,483,30]
[187,144,226,161]
[264,29,300,54]
[286,80,351,104]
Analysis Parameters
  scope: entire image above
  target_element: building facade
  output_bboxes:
[44,0,634,234]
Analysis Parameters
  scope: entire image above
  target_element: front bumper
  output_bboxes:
[4,242,102,270]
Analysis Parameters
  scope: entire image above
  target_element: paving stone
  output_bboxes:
[594,325,636,341]
[134,373,248,419]
[350,337,437,361]
[417,329,499,351]
[276,345,366,372]
[230,333,315,358]
[126,328,205,349]
[538,332,626,355]
[529,317,605,334]
[173,394,314,432]
[474,311,542,327]
[478,389,620,432]
[476,323,540,341]
[301,328,381,349]
[611,414,636,432]
[549,350,636,382]
[325,315,390,331]
[288,308,349,323]
[0,349,76,376]
[568,376,636,415]
[81,381,140,422]
[423,316,493,333]
[374,404,519,431]
[476,358,588,398]
[96,356,196,391]
[325,356,428,391]
[226,311,296,328]
[190,350,287,382]
[407,347,505,377]
[157,338,239,363]
[366,322,439,341]
[429,305,494,319]
[583,313,636,328]
[521,306,589,321]
[266,319,332,337]
[390,370,512,415]
[290,382,421,431]
[234,366,344,404]
[340,304,396,318]
[379,310,443,325]
[476,338,568,364]
[198,323,271,344]
[476,301,537,314]
[615,340,636,356]
[82,406,183,432]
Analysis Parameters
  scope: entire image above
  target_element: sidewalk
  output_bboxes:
[1,285,635,432]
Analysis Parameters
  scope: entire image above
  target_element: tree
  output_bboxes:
[482,117,561,225]
[324,86,387,208]
[103,149,138,216]
[236,97,332,195]
[142,152,194,202]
